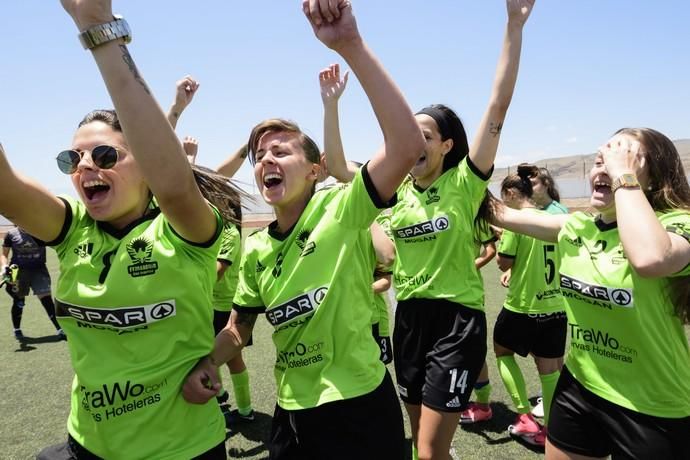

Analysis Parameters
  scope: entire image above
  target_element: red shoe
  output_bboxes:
[522,426,547,449]
[508,413,542,437]
[459,402,493,424]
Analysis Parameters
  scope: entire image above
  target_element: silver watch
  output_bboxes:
[79,15,131,50]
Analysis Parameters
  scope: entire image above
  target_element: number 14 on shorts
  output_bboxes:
[449,368,469,394]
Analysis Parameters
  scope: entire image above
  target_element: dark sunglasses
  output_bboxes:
[56,145,119,174]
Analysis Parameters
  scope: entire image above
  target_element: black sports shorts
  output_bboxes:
[393,298,487,412]
[548,366,690,459]
[493,307,566,358]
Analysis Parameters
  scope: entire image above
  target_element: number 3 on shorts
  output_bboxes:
[449,368,468,394]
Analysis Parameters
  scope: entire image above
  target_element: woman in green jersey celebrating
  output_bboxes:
[184,1,424,459]
[389,2,535,458]
[494,171,567,448]
[0,1,243,458]
[494,128,690,459]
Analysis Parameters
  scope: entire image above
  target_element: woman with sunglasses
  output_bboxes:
[492,129,690,459]
[0,1,243,458]
[183,1,424,458]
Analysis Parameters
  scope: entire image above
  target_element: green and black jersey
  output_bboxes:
[213,223,241,311]
[391,157,491,309]
[233,166,392,410]
[558,210,690,418]
[47,197,225,459]
[498,208,565,314]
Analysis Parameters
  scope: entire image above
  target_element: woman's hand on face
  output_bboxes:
[60,0,114,31]
[600,135,646,181]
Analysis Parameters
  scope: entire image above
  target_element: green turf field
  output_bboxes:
[1,250,688,459]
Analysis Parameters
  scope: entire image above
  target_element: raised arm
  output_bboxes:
[469,0,534,175]
[60,2,216,243]
[0,145,66,243]
[167,76,200,129]
[303,0,424,201]
[320,63,357,183]
[216,144,249,179]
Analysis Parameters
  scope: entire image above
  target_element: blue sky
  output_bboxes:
[1,1,688,197]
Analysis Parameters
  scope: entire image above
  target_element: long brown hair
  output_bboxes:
[618,127,690,323]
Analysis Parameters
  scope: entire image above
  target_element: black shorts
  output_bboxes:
[268,371,404,460]
[15,266,51,297]
[213,310,252,346]
[36,435,227,460]
[493,307,566,358]
[548,366,690,459]
[393,298,487,412]
[371,323,392,364]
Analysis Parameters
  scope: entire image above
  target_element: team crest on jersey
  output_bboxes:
[296,229,316,257]
[74,242,94,258]
[126,237,159,277]
[425,186,440,205]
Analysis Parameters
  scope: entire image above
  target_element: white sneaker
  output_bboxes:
[531,397,544,418]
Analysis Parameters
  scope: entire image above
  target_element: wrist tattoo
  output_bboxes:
[489,121,503,137]
[119,45,151,95]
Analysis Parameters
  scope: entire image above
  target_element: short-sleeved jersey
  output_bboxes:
[213,223,241,311]
[544,200,568,215]
[391,157,491,309]
[233,166,391,410]
[498,209,565,315]
[49,197,225,459]
[558,210,690,418]
[3,227,47,268]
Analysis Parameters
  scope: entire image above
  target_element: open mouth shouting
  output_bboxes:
[82,178,111,203]
[263,172,283,189]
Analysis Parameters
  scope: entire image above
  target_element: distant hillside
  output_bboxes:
[492,139,690,182]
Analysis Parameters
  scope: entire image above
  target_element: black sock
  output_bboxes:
[11,298,25,330]
[39,296,61,330]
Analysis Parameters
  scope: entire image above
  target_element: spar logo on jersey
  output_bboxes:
[125,237,159,277]
[560,275,633,309]
[266,286,328,327]
[55,299,177,329]
[296,229,316,257]
[425,186,441,205]
[74,242,94,258]
[394,215,451,241]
